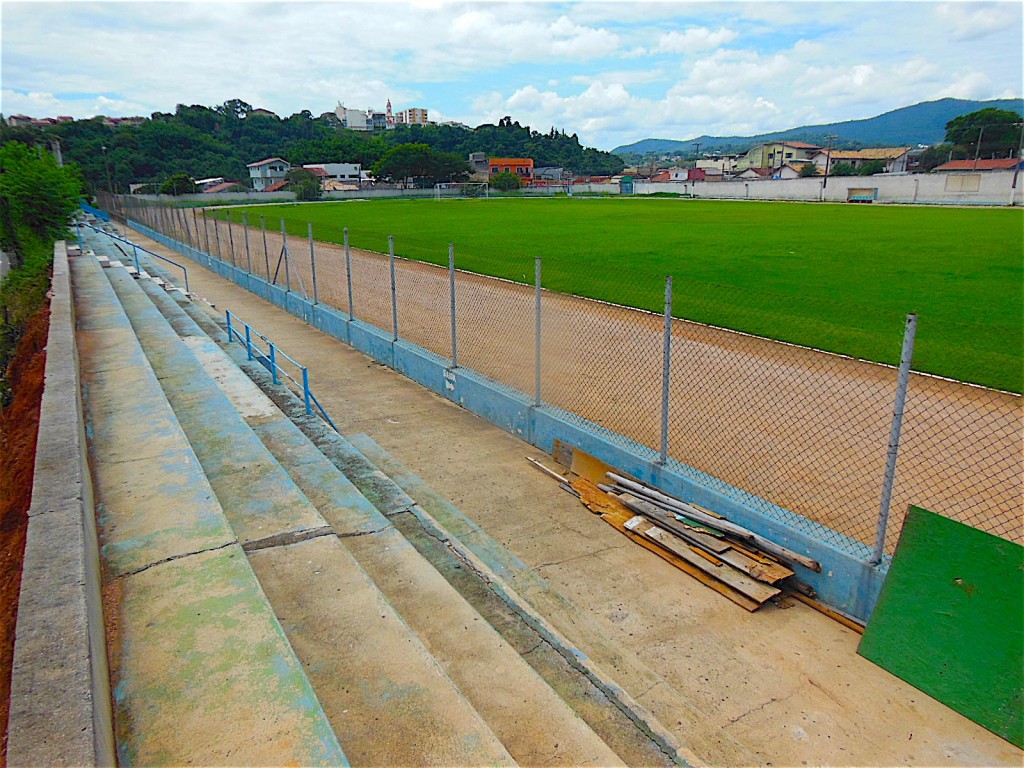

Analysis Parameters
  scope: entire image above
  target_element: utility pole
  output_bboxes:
[823,134,838,188]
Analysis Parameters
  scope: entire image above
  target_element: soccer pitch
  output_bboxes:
[219,198,1023,393]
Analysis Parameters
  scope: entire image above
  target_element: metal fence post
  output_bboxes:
[281,219,291,292]
[302,367,312,415]
[242,212,252,274]
[658,276,674,465]
[244,324,253,360]
[269,342,280,385]
[202,211,212,256]
[871,312,918,564]
[227,210,236,267]
[260,216,270,278]
[534,257,542,407]
[308,222,318,304]
[214,217,223,260]
[389,234,398,340]
[344,227,354,320]
[225,310,233,341]
[449,243,458,367]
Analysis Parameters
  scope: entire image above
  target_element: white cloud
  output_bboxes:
[936,2,1009,41]
[655,27,739,54]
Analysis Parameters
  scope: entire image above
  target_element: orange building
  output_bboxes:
[488,157,534,185]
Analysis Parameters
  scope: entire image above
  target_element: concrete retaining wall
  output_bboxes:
[133,220,890,622]
[6,242,115,767]
[635,170,1022,206]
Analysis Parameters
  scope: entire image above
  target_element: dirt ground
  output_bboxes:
[0,305,49,768]
[119,222,1022,767]
[177,214,1021,555]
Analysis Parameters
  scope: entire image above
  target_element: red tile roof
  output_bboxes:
[263,180,291,192]
[203,182,244,194]
[247,157,288,168]
[934,158,1024,171]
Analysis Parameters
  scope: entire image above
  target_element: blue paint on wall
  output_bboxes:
[127,217,889,621]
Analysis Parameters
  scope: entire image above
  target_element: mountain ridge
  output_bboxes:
[612,97,1024,156]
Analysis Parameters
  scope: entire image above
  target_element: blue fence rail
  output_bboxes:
[225,310,338,432]
[77,217,191,294]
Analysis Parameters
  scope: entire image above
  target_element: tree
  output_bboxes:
[285,167,321,200]
[916,143,965,172]
[159,172,198,195]
[0,141,82,268]
[490,171,522,191]
[856,160,885,176]
[371,143,471,187]
[830,162,856,177]
[945,107,1022,159]
[799,163,819,177]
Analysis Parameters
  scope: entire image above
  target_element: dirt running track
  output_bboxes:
[183,213,1022,554]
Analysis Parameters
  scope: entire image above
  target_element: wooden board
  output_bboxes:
[572,479,761,612]
[553,439,620,486]
[626,517,781,604]
[858,507,1023,748]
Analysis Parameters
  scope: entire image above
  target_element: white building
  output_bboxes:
[247,157,290,191]
[396,107,429,125]
[335,103,369,131]
[303,163,361,183]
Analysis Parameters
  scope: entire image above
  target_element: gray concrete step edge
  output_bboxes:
[67,250,348,767]
[6,243,116,768]
[146,262,694,768]
[95,257,517,767]
[134,265,628,768]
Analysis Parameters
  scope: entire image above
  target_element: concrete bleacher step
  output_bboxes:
[70,252,346,767]
[138,259,686,768]
[133,263,630,767]
[95,257,518,767]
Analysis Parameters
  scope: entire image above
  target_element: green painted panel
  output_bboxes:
[858,506,1023,748]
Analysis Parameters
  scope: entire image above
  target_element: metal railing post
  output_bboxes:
[269,342,280,384]
[302,367,312,415]
[534,257,542,407]
[214,217,223,260]
[202,211,212,256]
[242,212,252,274]
[308,222,318,304]
[227,210,236,266]
[260,216,270,279]
[344,227,354,320]
[449,243,458,367]
[245,323,253,360]
[389,234,398,340]
[281,219,291,292]
[871,313,918,564]
[131,244,141,274]
[658,276,673,465]
[225,310,233,341]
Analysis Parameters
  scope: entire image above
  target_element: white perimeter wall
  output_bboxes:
[634,171,1022,206]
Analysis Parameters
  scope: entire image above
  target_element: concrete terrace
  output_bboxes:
[6,220,1021,767]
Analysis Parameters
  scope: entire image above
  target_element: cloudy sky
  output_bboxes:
[2,1,1021,150]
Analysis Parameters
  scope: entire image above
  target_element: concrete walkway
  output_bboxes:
[123,224,1021,768]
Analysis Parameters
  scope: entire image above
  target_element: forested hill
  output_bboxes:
[1,101,624,193]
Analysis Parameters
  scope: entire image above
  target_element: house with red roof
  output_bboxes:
[933,158,1024,172]
[247,157,291,191]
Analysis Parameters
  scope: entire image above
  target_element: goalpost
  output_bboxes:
[434,182,489,200]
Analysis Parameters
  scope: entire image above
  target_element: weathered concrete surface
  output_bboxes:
[138,269,627,767]
[125,225,1023,767]
[6,243,115,768]
[71,249,347,766]
[97,255,519,766]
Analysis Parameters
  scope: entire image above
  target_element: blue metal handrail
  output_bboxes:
[225,310,338,431]
[77,218,190,294]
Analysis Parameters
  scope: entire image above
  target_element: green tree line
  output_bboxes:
[0,138,82,403]
[1,99,624,194]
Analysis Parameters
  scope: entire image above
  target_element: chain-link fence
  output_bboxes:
[117,196,1023,559]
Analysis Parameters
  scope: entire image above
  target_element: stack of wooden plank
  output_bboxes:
[544,440,822,613]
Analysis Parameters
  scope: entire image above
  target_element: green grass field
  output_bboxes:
[214,198,1023,392]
